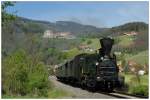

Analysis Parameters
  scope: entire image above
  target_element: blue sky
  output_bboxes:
[6,1,149,28]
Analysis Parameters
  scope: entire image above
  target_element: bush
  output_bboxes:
[2,49,50,97]
[87,40,92,44]
[129,85,148,96]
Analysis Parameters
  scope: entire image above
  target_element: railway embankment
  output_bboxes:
[49,76,143,99]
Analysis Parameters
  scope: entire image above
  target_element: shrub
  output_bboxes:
[87,40,92,44]
[2,49,29,95]
[129,85,148,96]
[2,49,50,97]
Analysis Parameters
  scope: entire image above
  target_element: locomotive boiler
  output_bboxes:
[55,37,124,91]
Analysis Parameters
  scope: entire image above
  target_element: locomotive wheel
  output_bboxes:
[81,79,86,89]
[86,79,97,92]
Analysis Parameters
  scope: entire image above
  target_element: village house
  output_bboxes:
[127,60,146,75]
[123,31,138,36]
[43,30,54,38]
[43,30,75,39]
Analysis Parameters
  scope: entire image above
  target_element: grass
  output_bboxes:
[82,38,101,50]
[2,80,72,99]
[115,35,148,65]
[81,37,148,66]
[62,38,101,59]
[64,38,101,59]
[125,50,148,65]
[48,88,72,98]
[123,74,149,96]
[117,35,134,46]
[2,95,29,99]
[64,48,81,59]
[2,94,48,99]
[124,74,148,86]
[87,38,101,49]
[2,88,72,99]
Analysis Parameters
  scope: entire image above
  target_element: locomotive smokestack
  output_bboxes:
[99,37,114,56]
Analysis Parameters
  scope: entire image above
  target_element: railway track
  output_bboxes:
[49,76,148,99]
[88,89,147,99]
[112,90,148,99]
[59,81,147,98]
[105,92,146,99]
[69,83,148,98]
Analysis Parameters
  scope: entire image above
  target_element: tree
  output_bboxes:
[87,40,92,44]
[2,1,16,26]
[2,49,50,97]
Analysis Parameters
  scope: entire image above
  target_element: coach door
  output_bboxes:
[79,57,85,77]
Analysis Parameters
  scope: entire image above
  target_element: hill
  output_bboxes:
[10,17,104,36]
[2,16,148,38]
[2,16,148,57]
[100,22,148,37]
[111,22,148,33]
[126,50,148,65]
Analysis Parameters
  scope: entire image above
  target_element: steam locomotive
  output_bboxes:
[55,37,124,91]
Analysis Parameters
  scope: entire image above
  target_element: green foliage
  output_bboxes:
[126,50,148,65]
[63,48,81,59]
[81,38,86,42]
[98,22,148,37]
[48,89,71,98]
[117,35,134,46]
[124,74,148,96]
[2,49,50,97]
[21,21,46,33]
[134,30,148,51]
[1,3,148,98]
[87,40,92,44]
[114,37,121,44]
[2,1,16,26]
[111,22,148,33]
[82,38,101,50]
[129,85,148,96]
[43,48,67,65]
[112,33,148,67]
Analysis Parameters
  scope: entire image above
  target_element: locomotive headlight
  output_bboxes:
[97,76,101,81]
[97,77,100,79]
[95,62,99,65]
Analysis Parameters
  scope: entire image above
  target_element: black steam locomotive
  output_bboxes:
[55,38,124,91]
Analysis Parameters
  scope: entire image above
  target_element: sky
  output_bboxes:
[6,1,149,28]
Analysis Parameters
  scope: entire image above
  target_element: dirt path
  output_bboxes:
[49,76,118,99]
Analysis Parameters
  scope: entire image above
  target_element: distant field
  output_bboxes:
[82,38,101,50]
[125,50,148,65]
[65,37,148,66]
[63,38,101,59]
[88,38,101,49]
[115,35,148,65]
[83,35,134,49]
[124,74,148,86]
[64,48,81,59]
[117,35,134,46]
